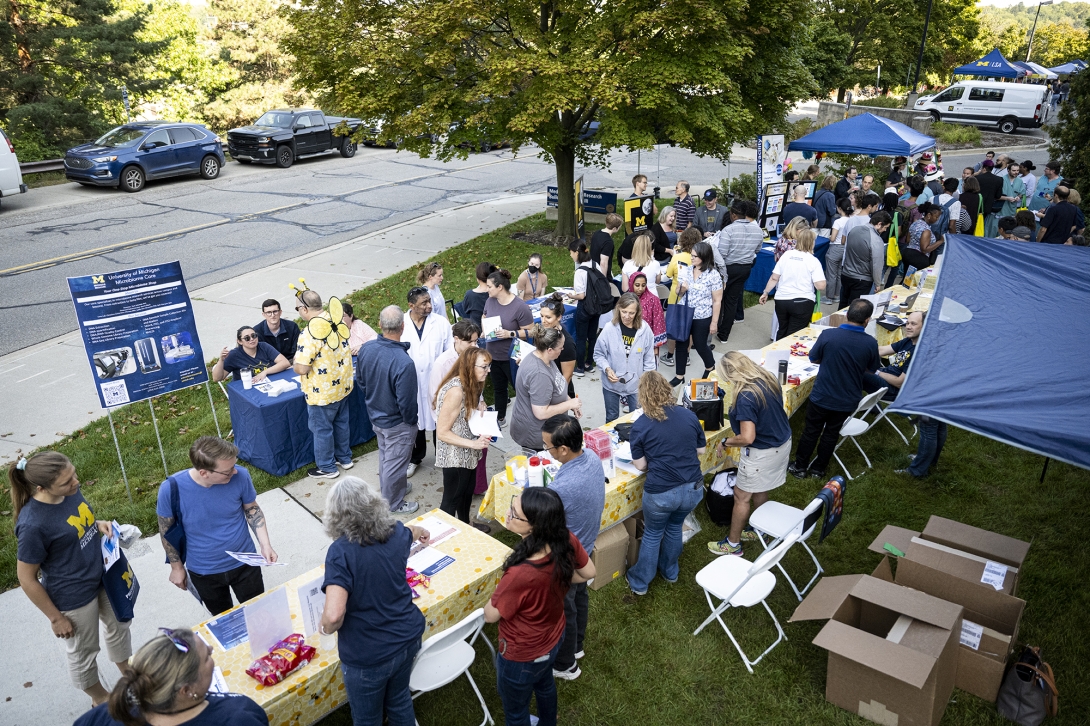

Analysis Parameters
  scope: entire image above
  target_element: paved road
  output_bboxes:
[0,145,749,356]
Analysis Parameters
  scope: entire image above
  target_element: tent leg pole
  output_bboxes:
[1039,457,1050,484]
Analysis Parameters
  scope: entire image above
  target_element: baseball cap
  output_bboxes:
[1011,226,1033,240]
[704,189,718,200]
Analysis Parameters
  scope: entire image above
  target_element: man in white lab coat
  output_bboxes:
[402,285,454,477]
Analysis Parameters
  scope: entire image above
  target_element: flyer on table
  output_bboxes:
[67,261,208,408]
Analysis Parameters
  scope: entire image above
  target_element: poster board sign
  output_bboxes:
[574,175,585,240]
[759,180,817,235]
[547,187,618,214]
[68,261,208,408]
[756,134,786,205]
[624,195,655,234]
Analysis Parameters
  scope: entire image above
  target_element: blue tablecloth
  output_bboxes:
[745,235,831,293]
[227,370,374,476]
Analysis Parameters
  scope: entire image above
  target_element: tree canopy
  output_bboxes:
[1048,68,1090,215]
[283,0,817,236]
[979,2,1090,69]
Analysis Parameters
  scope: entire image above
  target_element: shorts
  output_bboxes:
[60,588,133,690]
[736,440,790,493]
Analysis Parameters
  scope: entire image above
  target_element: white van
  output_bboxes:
[914,80,1051,134]
[0,128,28,209]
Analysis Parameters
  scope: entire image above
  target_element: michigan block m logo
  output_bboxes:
[67,502,96,538]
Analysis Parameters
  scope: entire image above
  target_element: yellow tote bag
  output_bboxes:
[974,196,985,236]
[886,212,902,267]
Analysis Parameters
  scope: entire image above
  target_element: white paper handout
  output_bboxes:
[739,349,764,366]
[762,349,790,375]
[416,516,459,548]
[514,339,536,361]
[469,410,503,439]
[244,587,294,659]
[101,521,121,571]
[227,551,286,567]
[296,574,327,638]
[209,666,230,694]
[407,546,455,577]
[481,315,503,339]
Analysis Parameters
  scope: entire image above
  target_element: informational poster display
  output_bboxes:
[623,195,655,234]
[756,134,786,205]
[68,261,207,408]
[759,180,817,235]
[547,186,617,214]
[574,175,585,240]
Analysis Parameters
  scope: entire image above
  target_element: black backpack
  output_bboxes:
[581,263,615,316]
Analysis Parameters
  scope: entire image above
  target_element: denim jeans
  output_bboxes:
[340,640,421,726]
[307,396,351,471]
[626,480,704,593]
[495,642,560,726]
[602,389,634,424]
[909,416,948,477]
[554,582,588,672]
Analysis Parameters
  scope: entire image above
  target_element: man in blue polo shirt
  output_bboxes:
[541,414,605,681]
[789,299,880,479]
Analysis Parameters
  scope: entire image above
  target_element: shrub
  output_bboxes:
[931,121,982,145]
[714,172,758,204]
[856,95,906,109]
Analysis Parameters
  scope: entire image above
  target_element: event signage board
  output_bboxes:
[68,261,208,408]
[623,195,655,234]
[756,134,786,204]
[574,175,585,240]
[547,186,618,214]
[759,180,817,235]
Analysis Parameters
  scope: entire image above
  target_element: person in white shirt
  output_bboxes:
[1020,161,1037,202]
[620,234,663,292]
[825,197,854,305]
[758,227,826,340]
[417,263,445,318]
[403,286,454,476]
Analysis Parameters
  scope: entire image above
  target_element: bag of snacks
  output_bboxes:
[245,634,316,686]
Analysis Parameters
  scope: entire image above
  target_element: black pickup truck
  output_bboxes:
[227,109,362,168]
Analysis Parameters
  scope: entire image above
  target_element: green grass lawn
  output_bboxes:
[4,203,1087,725]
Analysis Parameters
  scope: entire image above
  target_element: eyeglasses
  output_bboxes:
[475,363,492,370]
[210,466,236,478]
[295,305,305,312]
[262,309,281,316]
[159,627,189,653]
[508,503,528,523]
[239,334,257,342]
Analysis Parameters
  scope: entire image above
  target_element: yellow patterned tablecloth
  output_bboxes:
[194,509,511,726]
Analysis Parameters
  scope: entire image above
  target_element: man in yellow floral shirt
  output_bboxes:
[293,289,354,478]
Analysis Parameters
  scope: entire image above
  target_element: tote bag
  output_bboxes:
[974,196,985,236]
[665,293,694,342]
[886,212,902,267]
[102,549,140,622]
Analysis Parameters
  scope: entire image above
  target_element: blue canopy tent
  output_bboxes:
[1049,61,1085,75]
[1014,61,1057,80]
[890,235,1090,472]
[787,113,935,156]
[953,49,1028,79]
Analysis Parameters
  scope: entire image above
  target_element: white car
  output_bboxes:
[914,80,1051,134]
[0,128,28,208]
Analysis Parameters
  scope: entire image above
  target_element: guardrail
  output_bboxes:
[20,159,65,175]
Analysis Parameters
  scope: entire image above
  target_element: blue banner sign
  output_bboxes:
[68,261,208,408]
[546,187,617,214]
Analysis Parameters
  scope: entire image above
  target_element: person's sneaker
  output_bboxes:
[807,469,826,480]
[529,716,540,726]
[661,353,675,367]
[404,482,413,495]
[338,460,354,470]
[392,500,420,514]
[308,467,339,479]
[406,462,418,478]
[574,367,586,378]
[497,417,506,428]
[625,575,647,596]
[472,522,491,533]
[553,664,581,680]
[787,462,808,479]
[739,530,760,542]
[707,539,744,556]
[574,650,585,660]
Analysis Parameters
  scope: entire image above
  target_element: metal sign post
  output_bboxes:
[106,409,133,504]
[121,86,130,123]
[205,380,223,438]
[148,399,169,477]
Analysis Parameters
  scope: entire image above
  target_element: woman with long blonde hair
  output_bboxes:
[707,352,792,558]
[621,234,662,292]
[625,372,707,595]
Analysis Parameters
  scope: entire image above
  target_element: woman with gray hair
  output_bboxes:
[319,477,431,726]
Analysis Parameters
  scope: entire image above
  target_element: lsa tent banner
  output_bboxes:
[68,261,208,408]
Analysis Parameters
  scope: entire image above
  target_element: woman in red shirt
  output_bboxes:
[484,488,595,726]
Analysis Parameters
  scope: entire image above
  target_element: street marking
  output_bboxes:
[219,288,244,299]
[17,369,50,383]
[249,290,270,299]
[0,157,515,278]
[0,365,26,376]
[42,373,77,387]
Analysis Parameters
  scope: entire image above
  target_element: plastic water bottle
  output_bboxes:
[241,369,253,390]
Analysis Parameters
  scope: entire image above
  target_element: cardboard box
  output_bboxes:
[588,524,629,591]
[869,517,1030,702]
[623,512,644,567]
[791,574,964,726]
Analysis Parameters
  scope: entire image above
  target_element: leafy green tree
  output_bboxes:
[283,0,817,237]
[0,0,164,159]
[1049,68,1090,215]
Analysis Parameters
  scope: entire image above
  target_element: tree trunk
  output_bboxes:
[836,87,846,104]
[553,143,576,238]
[9,0,34,76]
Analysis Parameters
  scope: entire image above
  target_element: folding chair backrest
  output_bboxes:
[218,381,230,401]
[448,299,461,322]
[415,608,484,662]
[748,531,801,578]
[852,388,887,418]
[799,497,825,539]
[609,281,622,298]
[656,284,670,301]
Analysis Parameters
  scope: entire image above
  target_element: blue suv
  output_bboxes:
[64,122,225,192]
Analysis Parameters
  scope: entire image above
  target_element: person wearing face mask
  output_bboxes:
[74,627,266,726]
[516,254,549,300]
[593,292,656,423]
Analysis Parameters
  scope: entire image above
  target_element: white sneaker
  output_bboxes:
[406,462,418,478]
[338,460,354,470]
[405,482,413,494]
[553,664,581,680]
[392,500,420,514]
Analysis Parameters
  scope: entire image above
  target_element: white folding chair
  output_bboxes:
[692,531,801,673]
[409,608,495,726]
[831,388,889,480]
[877,398,917,445]
[749,497,826,601]
[609,280,622,298]
[656,284,670,311]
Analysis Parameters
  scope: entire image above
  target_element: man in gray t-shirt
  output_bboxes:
[542,414,606,679]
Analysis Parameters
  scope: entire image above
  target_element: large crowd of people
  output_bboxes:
[14,152,1085,726]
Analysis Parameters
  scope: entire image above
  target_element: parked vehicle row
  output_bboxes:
[227,108,361,167]
[0,128,28,208]
[914,80,1051,134]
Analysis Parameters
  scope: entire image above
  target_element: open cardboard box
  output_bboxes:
[869,516,1030,702]
[791,574,963,726]
[588,524,629,591]
[623,511,644,568]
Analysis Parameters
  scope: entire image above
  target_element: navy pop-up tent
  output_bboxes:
[891,235,1090,471]
[1049,60,1086,75]
[787,113,935,156]
[953,49,1028,78]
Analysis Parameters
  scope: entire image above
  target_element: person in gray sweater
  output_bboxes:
[593,292,657,423]
[840,211,891,308]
